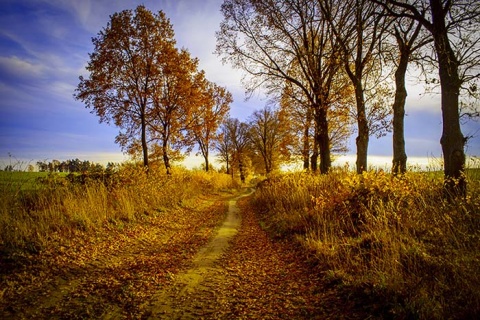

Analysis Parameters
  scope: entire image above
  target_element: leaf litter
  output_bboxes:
[1,189,370,319]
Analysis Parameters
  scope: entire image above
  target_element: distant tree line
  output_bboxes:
[2,165,18,172]
[36,159,116,174]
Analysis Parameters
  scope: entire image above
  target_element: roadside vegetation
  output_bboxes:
[0,163,244,318]
[252,167,480,319]
[0,164,240,256]
[2,163,480,318]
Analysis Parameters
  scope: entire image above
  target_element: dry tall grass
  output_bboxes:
[253,168,480,319]
[0,164,239,255]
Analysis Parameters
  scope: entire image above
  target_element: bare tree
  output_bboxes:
[216,122,234,175]
[387,16,431,174]
[378,0,480,195]
[320,0,393,173]
[217,0,346,173]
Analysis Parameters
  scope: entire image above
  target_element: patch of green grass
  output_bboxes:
[466,168,480,181]
[418,168,479,182]
[0,171,51,191]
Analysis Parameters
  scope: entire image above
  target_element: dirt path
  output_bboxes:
[142,190,368,319]
[144,189,254,319]
[1,189,369,319]
[209,197,368,319]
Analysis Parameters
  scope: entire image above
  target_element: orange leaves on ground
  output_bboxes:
[0,198,228,319]
[217,198,364,319]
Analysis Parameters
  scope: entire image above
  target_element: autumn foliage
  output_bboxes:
[75,6,231,173]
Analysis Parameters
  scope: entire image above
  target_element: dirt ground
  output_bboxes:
[1,189,373,319]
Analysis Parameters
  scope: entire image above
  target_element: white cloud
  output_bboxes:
[37,0,101,33]
[49,81,76,101]
[405,137,442,156]
[404,69,442,113]
[69,0,93,27]
[0,55,46,78]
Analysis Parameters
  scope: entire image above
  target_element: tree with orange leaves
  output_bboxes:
[75,6,177,169]
[192,81,232,172]
[148,49,205,174]
[76,6,215,174]
[247,106,292,175]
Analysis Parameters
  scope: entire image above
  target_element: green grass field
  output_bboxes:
[0,171,52,191]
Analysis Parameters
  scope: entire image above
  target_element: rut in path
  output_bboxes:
[144,189,254,319]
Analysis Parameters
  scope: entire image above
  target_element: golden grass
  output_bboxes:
[252,168,480,319]
[0,164,240,255]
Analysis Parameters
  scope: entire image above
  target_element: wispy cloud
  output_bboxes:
[0,55,46,78]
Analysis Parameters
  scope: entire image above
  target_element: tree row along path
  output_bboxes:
[1,188,370,319]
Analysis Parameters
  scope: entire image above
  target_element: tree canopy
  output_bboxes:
[75,5,232,173]
[74,2,479,193]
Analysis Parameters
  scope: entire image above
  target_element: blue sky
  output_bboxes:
[0,0,478,170]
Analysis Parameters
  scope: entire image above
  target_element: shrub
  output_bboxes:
[252,169,480,319]
[0,165,238,255]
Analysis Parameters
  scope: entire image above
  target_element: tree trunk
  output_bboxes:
[431,0,466,197]
[302,108,312,171]
[238,155,245,183]
[264,156,272,175]
[226,154,230,175]
[355,83,369,174]
[315,106,331,174]
[205,155,210,172]
[392,47,409,175]
[311,129,319,173]
[162,142,171,175]
[141,110,149,169]
[261,146,271,175]
[200,140,210,172]
[437,44,466,196]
